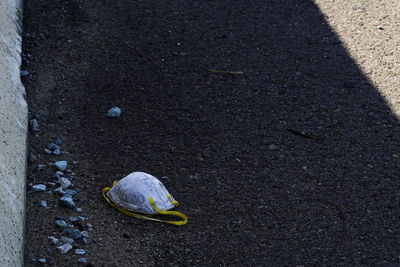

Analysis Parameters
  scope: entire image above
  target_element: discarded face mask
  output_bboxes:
[102,172,187,225]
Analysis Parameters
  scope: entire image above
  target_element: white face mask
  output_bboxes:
[103,172,187,226]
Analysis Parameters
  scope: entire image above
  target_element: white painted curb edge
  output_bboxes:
[0,0,28,266]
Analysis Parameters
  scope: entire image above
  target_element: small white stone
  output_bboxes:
[55,161,67,171]
[268,144,278,150]
[57,243,72,254]
[47,236,59,245]
[32,184,46,192]
[58,177,71,190]
[107,107,121,118]
[75,249,86,255]
[40,200,47,208]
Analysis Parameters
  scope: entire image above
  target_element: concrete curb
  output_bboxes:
[0,0,27,266]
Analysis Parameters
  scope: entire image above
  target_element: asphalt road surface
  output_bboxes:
[23,0,400,265]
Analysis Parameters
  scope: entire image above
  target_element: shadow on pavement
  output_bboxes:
[23,0,400,265]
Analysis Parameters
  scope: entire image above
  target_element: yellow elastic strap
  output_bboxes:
[148,197,188,226]
[167,193,179,206]
[102,181,187,226]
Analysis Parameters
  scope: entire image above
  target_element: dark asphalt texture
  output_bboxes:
[23,0,400,266]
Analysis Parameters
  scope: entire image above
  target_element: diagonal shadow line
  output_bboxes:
[80,0,399,264]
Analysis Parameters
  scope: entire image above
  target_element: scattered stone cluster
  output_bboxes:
[27,123,90,264]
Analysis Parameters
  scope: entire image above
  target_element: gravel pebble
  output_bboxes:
[75,249,86,255]
[268,144,278,150]
[107,107,122,118]
[38,258,46,263]
[81,231,89,238]
[65,189,78,196]
[54,187,66,195]
[55,138,62,145]
[55,161,67,171]
[53,148,61,155]
[30,119,39,132]
[32,184,46,192]
[78,258,87,263]
[59,177,71,189]
[47,236,59,245]
[20,70,30,76]
[37,164,46,171]
[61,236,74,244]
[48,143,60,151]
[60,195,75,209]
[40,200,47,208]
[57,243,72,254]
[64,228,82,239]
[44,148,52,154]
[76,207,82,212]
[56,220,68,229]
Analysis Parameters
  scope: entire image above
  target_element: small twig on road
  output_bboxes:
[204,66,244,75]
[287,128,325,141]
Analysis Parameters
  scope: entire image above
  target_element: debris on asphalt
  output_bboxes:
[37,164,46,171]
[20,70,30,76]
[55,220,68,229]
[204,66,244,75]
[40,200,47,208]
[81,231,89,238]
[54,161,67,171]
[65,189,78,196]
[268,144,278,150]
[59,177,71,190]
[29,119,39,132]
[54,187,66,195]
[69,217,79,223]
[75,249,86,255]
[287,128,325,141]
[47,143,60,151]
[61,236,74,244]
[53,148,61,155]
[47,236,59,245]
[64,228,82,239]
[106,107,121,118]
[103,172,188,225]
[57,243,73,254]
[55,138,62,146]
[32,184,46,192]
[60,195,75,209]
[77,258,87,263]
[38,258,46,264]
[189,174,199,181]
